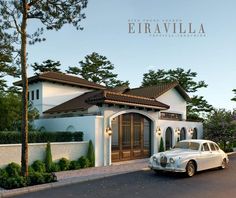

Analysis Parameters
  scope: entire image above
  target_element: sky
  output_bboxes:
[10,0,236,110]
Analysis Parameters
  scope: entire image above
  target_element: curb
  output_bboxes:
[0,169,143,198]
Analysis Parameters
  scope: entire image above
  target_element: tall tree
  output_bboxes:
[0,0,87,176]
[231,89,236,102]
[204,109,236,151]
[32,59,61,75]
[142,68,213,120]
[67,52,129,88]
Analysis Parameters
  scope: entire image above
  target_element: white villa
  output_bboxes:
[15,72,203,167]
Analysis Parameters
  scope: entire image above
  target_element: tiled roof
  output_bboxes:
[44,91,99,114]
[14,72,106,90]
[124,81,190,101]
[86,91,169,110]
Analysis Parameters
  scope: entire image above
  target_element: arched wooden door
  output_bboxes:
[111,113,151,162]
[180,128,186,141]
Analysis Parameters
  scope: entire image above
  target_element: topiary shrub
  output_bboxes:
[1,176,27,189]
[45,142,53,172]
[58,158,70,171]
[31,160,46,173]
[69,160,81,170]
[87,140,95,167]
[50,162,60,172]
[78,156,90,168]
[159,137,164,152]
[28,172,45,185]
[5,162,21,177]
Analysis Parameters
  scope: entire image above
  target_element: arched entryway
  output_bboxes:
[180,127,186,141]
[192,128,198,139]
[165,127,173,150]
[111,113,151,162]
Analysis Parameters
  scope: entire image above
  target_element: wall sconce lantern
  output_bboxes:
[188,128,193,135]
[156,127,161,135]
[106,127,112,136]
[175,128,180,135]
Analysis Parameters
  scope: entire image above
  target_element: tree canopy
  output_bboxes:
[142,68,213,120]
[204,109,236,151]
[67,52,129,88]
[32,59,61,75]
[231,89,236,102]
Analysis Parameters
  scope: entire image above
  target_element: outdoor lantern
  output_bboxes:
[106,127,112,136]
[156,127,161,135]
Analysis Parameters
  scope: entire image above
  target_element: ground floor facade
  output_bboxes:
[34,107,203,167]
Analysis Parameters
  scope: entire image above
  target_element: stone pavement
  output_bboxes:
[0,158,149,198]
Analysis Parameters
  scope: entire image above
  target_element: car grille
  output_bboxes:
[160,155,167,167]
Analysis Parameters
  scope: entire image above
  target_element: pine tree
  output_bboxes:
[45,142,53,172]
[32,59,61,75]
[159,137,164,152]
[87,140,95,167]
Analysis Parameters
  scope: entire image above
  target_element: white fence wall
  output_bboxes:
[0,141,88,168]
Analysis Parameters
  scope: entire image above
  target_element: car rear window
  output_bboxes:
[210,143,216,151]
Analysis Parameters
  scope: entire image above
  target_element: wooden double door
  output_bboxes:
[111,113,151,162]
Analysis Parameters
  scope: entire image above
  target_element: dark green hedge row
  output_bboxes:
[0,131,83,144]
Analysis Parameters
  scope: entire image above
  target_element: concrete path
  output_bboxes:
[0,159,148,198]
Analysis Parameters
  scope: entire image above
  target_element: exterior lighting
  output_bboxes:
[106,127,112,136]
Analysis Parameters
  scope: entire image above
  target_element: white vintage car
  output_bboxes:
[149,139,229,177]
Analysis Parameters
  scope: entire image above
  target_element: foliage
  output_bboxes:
[50,162,61,172]
[204,109,236,151]
[32,59,61,75]
[0,0,88,176]
[5,162,21,177]
[232,89,236,102]
[58,158,71,171]
[142,68,213,120]
[69,160,81,170]
[159,137,164,152]
[45,142,53,172]
[78,156,90,168]
[87,140,95,167]
[0,131,83,144]
[66,52,129,88]
[31,160,46,173]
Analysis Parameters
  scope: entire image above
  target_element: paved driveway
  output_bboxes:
[13,154,236,198]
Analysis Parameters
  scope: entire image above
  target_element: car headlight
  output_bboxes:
[169,157,175,164]
[153,156,157,161]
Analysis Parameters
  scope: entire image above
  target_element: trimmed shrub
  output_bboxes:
[159,137,164,152]
[31,160,46,173]
[58,158,70,171]
[0,131,84,144]
[87,140,95,167]
[1,176,27,189]
[45,142,53,172]
[5,162,21,177]
[78,156,90,168]
[50,162,60,172]
[69,160,81,170]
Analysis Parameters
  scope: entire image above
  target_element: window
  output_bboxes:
[31,90,34,100]
[214,143,220,150]
[202,143,210,151]
[210,143,216,151]
[36,89,39,100]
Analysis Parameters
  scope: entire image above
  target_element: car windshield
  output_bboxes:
[174,142,200,150]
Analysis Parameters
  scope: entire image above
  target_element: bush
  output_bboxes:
[78,156,90,168]
[5,162,21,177]
[31,160,46,173]
[69,160,81,170]
[87,140,95,167]
[50,162,60,172]
[0,131,84,144]
[0,176,27,189]
[58,158,70,171]
[45,142,53,172]
[159,137,164,152]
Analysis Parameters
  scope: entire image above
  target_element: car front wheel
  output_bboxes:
[186,161,196,177]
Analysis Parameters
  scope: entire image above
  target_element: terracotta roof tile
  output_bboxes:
[14,72,106,90]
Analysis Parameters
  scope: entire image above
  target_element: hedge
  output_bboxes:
[0,131,83,144]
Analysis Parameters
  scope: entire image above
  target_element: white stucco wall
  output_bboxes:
[42,82,92,113]
[28,82,43,114]
[34,116,104,167]
[0,142,88,168]
[157,88,187,120]
[157,119,203,148]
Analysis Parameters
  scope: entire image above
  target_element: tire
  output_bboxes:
[220,159,227,169]
[186,161,196,177]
